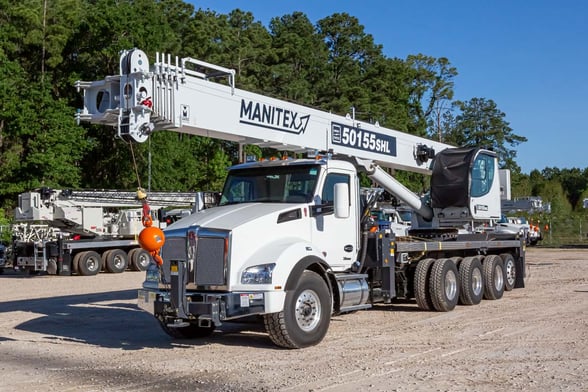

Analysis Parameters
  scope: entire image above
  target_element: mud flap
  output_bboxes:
[515,256,525,289]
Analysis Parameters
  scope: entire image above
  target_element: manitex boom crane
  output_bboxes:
[75,49,524,348]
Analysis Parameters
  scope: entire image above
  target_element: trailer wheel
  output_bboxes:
[72,252,84,274]
[156,316,215,339]
[458,256,484,305]
[105,249,128,273]
[129,248,151,271]
[101,250,112,271]
[482,255,504,300]
[500,253,516,291]
[264,270,331,349]
[429,258,459,312]
[415,258,436,311]
[77,251,102,276]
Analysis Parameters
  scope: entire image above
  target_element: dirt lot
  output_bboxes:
[0,248,586,392]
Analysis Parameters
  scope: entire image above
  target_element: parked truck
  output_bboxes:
[12,188,218,275]
[75,49,525,348]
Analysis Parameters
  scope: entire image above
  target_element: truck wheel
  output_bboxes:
[482,255,504,300]
[264,270,331,349]
[156,316,215,339]
[458,256,483,305]
[72,252,84,274]
[77,251,102,276]
[101,250,112,270]
[429,258,459,312]
[129,248,151,271]
[414,258,436,310]
[500,253,516,291]
[105,249,128,273]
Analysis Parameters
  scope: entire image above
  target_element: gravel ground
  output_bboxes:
[0,247,586,392]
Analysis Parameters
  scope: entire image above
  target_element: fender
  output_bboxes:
[284,255,331,291]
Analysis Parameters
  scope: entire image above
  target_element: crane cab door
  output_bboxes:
[311,170,359,271]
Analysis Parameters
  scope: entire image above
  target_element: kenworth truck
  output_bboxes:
[75,49,525,348]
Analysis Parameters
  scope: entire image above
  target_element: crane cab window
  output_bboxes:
[470,153,495,197]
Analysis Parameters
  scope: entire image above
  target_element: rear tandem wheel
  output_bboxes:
[458,256,484,305]
[414,258,436,311]
[482,255,505,300]
[429,258,460,312]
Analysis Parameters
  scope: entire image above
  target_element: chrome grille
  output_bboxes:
[195,237,226,285]
[162,236,187,261]
[190,227,229,289]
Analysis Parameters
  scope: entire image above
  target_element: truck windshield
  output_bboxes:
[219,164,320,205]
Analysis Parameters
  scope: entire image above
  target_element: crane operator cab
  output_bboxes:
[429,147,501,230]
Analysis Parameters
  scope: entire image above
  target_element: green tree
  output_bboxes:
[535,180,572,216]
[315,13,383,115]
[267,12,328,104]
[559,168,587,209]
[405,54,457,138]
[445,98,527,171]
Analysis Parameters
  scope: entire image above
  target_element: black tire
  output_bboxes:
[129,248,151,271]
[72,252,85,274]
[482,255,505,300]
[429,258,459,312]
[458,256,484,305]
[264,270,331,349]
[157,316,215,339]
[77,251,102,276]
[101,250,113,271]
[105,249,128,273]
[414,258,436,310]
[501,253,516,291]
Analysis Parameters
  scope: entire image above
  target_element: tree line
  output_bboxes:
[0,0,585,223]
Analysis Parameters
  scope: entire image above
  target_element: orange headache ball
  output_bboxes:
[139,226,165,252]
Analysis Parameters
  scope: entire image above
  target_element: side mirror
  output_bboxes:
[334,183,350,219]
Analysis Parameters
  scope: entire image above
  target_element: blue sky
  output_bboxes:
[190,1,587,174]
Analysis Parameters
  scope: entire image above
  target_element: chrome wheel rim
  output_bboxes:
[295,289,321,331]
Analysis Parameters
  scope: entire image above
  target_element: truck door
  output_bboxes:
[312,171,359,271]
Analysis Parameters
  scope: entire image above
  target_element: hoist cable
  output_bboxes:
[128,141,142,190]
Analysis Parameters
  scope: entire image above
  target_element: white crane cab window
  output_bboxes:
[470,153,495,197]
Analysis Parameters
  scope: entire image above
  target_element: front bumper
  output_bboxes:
[138,289,266,325]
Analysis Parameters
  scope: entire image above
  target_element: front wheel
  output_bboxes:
[264,270,331,349]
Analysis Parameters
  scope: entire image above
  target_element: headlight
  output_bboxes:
[241,263,275,284]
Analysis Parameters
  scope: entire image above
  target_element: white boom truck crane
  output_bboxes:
[75,49,525,348]
[13,188,218,275]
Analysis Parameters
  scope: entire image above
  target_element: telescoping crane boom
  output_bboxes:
[76,49,469,221]
[75,49,524,349]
